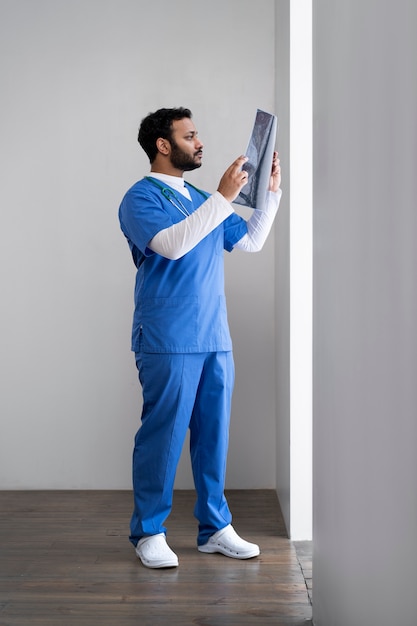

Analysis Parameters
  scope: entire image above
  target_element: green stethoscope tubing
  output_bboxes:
[144,176,209,218]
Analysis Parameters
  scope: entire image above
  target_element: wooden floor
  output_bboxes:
[0,490,312,626]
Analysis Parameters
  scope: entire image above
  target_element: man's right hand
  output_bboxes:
[217,156,249,203]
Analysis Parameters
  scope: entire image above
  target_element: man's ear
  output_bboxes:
[156,137,170,156]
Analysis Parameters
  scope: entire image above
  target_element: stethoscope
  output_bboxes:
[145,176,208,218]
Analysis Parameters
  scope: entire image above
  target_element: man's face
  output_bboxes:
[169,118,204,171]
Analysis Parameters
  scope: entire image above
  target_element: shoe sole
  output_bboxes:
[136,552,179,568]
[198,544,260,559]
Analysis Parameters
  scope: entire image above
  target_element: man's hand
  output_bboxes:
[268,151,281,192]
[217,156,249,203]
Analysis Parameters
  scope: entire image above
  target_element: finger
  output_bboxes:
[234,155,249,170]
[223,156,246,177]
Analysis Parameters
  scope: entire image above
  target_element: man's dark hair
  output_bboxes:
[138,107,192,163]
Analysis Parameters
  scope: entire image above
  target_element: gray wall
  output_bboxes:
[0,0,279,489]
[313,0,417,624]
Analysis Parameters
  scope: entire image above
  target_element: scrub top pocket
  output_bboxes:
[141,296,199,352]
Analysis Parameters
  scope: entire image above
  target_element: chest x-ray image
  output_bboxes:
[234,109,278,211]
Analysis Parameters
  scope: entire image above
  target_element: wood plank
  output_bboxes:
[0,490,312,626]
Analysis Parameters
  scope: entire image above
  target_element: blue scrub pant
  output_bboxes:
[129,350,234,547]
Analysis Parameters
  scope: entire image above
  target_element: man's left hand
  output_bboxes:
[268,151,281,192]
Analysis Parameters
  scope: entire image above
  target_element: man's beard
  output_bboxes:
[170,140,202,171]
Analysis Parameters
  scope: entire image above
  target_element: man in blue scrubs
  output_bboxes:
[119,107,282,568]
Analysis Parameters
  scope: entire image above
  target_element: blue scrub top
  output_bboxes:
[119,177,247,353]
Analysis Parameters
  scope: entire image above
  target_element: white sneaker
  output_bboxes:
[135,533,179,569]
[198,524,260,559]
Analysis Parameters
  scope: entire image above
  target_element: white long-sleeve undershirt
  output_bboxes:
[149,191,234,260]
[148,173,282,260]
[234,189,282,252]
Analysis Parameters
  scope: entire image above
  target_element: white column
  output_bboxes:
[289,0,313,540]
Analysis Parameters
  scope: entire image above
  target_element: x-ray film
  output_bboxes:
[234,109,278,211]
